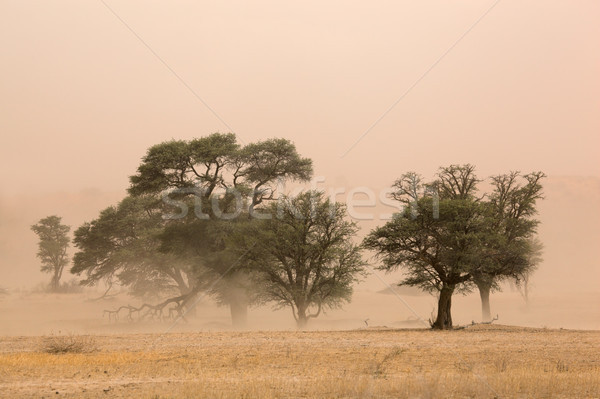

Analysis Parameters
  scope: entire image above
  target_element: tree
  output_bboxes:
[472,171,545,321]
[234,191,365,329]
[127,133,313,326]
[31,216,71,292]
[363,165,485,330]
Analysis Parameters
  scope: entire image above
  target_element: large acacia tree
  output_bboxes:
[126,133,313,326]
[233,191,365,329]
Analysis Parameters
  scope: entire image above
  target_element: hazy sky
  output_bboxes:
[0,1,599,291]
[1,0,598,195]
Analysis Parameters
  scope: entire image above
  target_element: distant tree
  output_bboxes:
[472,171,545,321]
[31,215,71,292]
[234,191,365,329]
[363,165,486,330]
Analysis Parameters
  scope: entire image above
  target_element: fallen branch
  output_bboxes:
[103,287,200,323]
[470,314,499,326]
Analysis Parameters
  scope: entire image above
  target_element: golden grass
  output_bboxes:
[0,325,598,398]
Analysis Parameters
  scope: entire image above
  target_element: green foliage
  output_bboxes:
[128,133,313,211]
[129,140,195,195]
[157,214,259,306]
[234,191,365,328]
[471,171,546,291]
[72,195,194,297]
[363,196,479,294]
[238,138,313,187]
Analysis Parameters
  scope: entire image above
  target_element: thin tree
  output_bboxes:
[31,216,71,292]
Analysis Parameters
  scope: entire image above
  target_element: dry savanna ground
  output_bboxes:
[0,325,598,398]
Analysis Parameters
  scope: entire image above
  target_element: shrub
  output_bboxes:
[41,333,97,354]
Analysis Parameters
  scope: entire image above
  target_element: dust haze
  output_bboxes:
[1,176,598,335]
[1,1,599,334]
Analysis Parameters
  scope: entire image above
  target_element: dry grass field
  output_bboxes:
[0,325,598,398]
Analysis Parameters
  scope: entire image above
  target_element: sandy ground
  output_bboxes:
[0,289,598,397]
[0,325,599,398]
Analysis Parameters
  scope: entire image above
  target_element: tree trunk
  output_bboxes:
[296,306,308,330]
[477,282,492,322]
[229,295,248,329]
[432,284,454,330]
[50,273,60,292]
[172,268,189,296]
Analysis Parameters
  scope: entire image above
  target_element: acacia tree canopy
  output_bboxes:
[128,133,313,212]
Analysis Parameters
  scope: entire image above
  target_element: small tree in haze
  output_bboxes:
[234,191,365,329]
[31,215,71,292]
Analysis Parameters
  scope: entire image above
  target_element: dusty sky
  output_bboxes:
[0,1,599,297]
